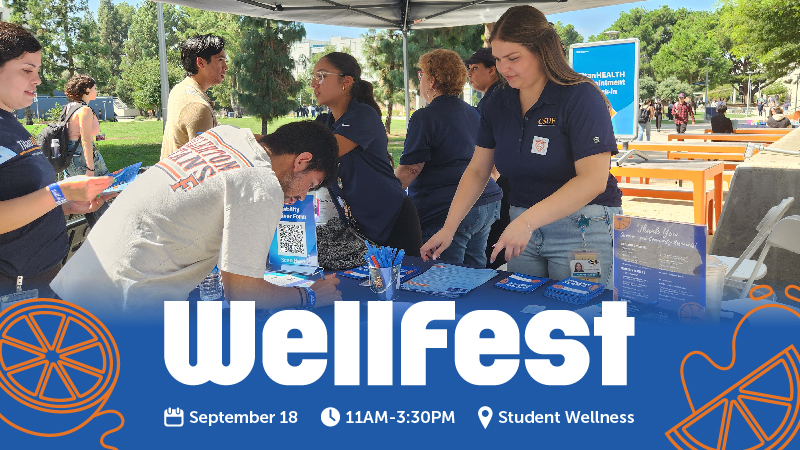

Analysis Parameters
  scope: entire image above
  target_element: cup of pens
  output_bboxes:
[365,242,403,301]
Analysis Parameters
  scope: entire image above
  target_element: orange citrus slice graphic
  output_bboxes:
[0,299,123,448]
[667,304,800,450]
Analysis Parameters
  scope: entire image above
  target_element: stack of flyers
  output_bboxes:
[543,277,605,305]
[401,263,498,299]
[495,273,549,293]
[338,265,423,283]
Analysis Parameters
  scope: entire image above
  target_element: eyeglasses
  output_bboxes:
[417,70,424,80]
[307,70,343,85]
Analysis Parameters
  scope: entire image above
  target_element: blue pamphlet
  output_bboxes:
[103,162,142,193]
[495,273,549,293]
[401,264,498,298]
[544,277,605,305]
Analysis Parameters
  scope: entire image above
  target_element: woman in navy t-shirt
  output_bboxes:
[396,49,502,267]
[0,22,114,297]
[312,52,422,255]
[421,6,623,287]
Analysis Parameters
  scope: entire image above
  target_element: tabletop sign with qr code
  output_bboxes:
[613,215,706,317]
[268,196,318,268]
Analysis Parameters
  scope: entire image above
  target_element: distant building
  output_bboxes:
[290,37,373,82]
[1,0,14,22]
[14,91,117,121]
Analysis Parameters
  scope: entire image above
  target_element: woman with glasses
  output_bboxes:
[394,49,501,266]
[311,52,422,255]
[420,6,622,287]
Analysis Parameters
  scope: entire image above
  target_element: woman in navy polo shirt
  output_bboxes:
[421,6,622,287]
[311,52,422,255]
[0,22,114,298]
[395,49,501,267]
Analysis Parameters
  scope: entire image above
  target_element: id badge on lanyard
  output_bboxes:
[0,276,39,310]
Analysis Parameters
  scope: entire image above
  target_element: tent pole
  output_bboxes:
[403,29,410,129]
[157,3,170,131]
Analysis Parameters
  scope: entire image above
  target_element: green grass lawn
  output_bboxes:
[24,116,409,172]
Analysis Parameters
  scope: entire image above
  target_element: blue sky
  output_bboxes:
[87,0,717,41]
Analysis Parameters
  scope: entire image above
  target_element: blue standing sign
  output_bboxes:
[570,38,640,140]
[613,215,707,324]
[268,196,318,270]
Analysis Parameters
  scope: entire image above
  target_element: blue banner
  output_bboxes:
[571,39,640,139]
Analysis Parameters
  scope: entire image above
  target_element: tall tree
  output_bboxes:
[97,0,130,96]
[650,11,731,85]
[362,29,405,133]
[74,10,110,89]
[719,0,799,85]
[123,0,184,66]
[118,56,182,113]
[234,17,304,134]
[590,6,690,78]
[553,21,584,49]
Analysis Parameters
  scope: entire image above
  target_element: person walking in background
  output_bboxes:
[757,97,765,117]
[637,98,654,141]
[63,74,109,177]
[160,34,227,159]
[673,93,694,133]
[395,49,502,267]
[653,98,663,132]
[667,100,674,121]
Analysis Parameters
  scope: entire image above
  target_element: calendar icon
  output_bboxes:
[164,407,184,427]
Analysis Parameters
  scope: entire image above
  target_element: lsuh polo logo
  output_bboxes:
[0,298,124,449]
[667,286,800,450]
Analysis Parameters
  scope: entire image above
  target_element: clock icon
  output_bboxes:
[321,407,340,427]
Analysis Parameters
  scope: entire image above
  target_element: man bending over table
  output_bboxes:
[52,121,341,315]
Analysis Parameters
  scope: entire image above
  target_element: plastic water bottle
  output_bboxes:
[51,139,60,158]
[199,266,223,301]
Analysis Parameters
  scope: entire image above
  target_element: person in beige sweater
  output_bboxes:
[160,34,228,159]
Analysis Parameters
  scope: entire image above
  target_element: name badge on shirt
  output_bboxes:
[531,136,549,155]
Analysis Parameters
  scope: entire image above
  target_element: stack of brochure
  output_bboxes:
[401,264,498,298]
[495,273,549,293]
[338,265,422,283]
[543,277,605,305]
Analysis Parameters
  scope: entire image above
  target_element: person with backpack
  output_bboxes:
[0,21,114,298]
[63,74,109,177]
[637,98,654,141]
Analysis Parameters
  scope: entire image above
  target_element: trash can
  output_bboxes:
[705,106,717,121]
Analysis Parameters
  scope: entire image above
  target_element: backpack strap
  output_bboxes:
[60,101,88,123]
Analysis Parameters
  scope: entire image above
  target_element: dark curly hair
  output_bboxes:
[64,74,96,101]
[0,21,42,68]
[258,120,340,188]
[418,49,468,97]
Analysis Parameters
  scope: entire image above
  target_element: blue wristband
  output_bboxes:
[295,287,316,310]
[47,183,68,205]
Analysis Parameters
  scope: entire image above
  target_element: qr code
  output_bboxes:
[277,222,306,256]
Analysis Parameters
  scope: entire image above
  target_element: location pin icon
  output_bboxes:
[478,406,493,429]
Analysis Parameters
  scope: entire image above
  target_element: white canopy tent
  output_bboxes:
[153,0,639,123]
